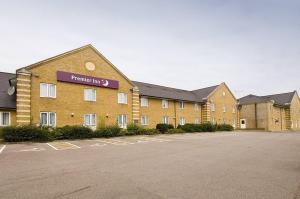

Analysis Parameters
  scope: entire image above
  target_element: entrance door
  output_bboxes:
[240,119,246,129]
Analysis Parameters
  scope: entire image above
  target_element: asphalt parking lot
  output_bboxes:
[0,131,300,199]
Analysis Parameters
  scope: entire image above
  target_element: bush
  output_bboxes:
[166,128,185,134]
[142,128,160,135]
[179,123,217,132]
[216,124,234,131]
[0,127,4,139]
[52,125,93,140]
[3,125,51,142]
[126,123,145,135]
[94,125,121,138]
[156,123,174,133]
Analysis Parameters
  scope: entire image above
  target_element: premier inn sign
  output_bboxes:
[57,71,119,89]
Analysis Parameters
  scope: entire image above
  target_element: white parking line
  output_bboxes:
[46,143,58,150]
[0,145,6,154]
[65,142,81,149]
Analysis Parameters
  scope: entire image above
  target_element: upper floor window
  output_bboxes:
[141,97,149,107]
[195,103,199,111]
[40,83,56,98]
[179,117,186,125]
[84,89,96,101]
[163,116,169,124]
[40,112,56,127]
[179,101,185,109]
[84,114,96,127]
[211,103,215,112]
[232,106,236,113]
[141,115,149,125]
[0,112,10,126]
[222,91,226,96]
[118,93,128,104]
[162,99,169,108]
[222,105,226,112]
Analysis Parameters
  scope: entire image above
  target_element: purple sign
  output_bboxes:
[57,71,119,89]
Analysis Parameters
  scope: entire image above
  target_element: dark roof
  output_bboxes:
[238,91,296,106]
[0,72,16,109]
[132,81,218,103]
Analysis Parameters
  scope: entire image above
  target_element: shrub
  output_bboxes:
[126,123,145,135]
[52,125,93,140]
[142,128,160,135]
[166,128,185,134]
[94,125,121,138]
[3,125,51,142]
[179,123,217,132]
[216,124,234,131]
[156,123,174,133]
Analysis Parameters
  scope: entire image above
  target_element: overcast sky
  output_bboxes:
[0,0,299,97]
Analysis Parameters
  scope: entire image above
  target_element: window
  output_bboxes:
[195,118,200,124]
[179,117,186,125]
[222,91,226,96]
[179,101,185,109]
[163,116,169,124]
[118,93,128,104]
[211,103,215,112]
[195,103,199,111]
[40,112,56,127]
[233,119,236,128]
[40,83,56,98]
[211,117,216,124]
[141,115,149,125]
[232,106,236,113]
[222,105,226,112]
[84,114,96,127]
[0,112,10,126]
[118,114,127,128]
[84,89,96,101]
[162,99,169,108]
[222,118,226,124]
[141,97,149,107]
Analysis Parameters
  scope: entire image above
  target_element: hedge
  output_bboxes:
[156,123,174,133]
[52,125,93,140]
[2,126,52,142]
[179,123,234,132]
[216,124,234,131]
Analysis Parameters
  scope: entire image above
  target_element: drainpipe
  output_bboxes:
[280,108,283,130]
[174,100,177,127]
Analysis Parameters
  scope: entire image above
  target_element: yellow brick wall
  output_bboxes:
[27,47,134,128]
[208,83,237,127]
[290,93,300,130]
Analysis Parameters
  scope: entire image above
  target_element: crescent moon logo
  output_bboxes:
[102,80,109,87]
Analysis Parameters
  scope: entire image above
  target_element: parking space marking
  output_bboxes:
[134,137,172,143]
[19,147,46,152]
[46,142,80,150]
[0,145,6,154]
[95,139,133,146]
[90,143,107,147]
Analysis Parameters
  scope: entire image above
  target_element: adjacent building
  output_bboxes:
[238,91,300,131]
[0,44,238,129]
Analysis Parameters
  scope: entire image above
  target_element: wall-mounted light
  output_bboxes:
[106,114,109,118]
[71,113,74,117]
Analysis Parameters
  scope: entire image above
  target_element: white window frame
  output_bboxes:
[179,101,185,109]
[40,112,56,127]
[211,103,215,112]
[222,91,226,96]
[179,117,186,125]
[195,118,200,124]
[118,114,128,128]
[211,117,216,124]
[84,88,96,102]
[140,97,149,107]
[0,112,11,126]
[222,118,226,124]
[84,114,96,127]
[232,106,236,113]
[163,116,169,124]
[40,83,56,98]
[233,119,236,128]
[222,105,226,113]
[162,99,169,108]
[141,115,149,126]
[118,93,128,104]
[195,103,199,111]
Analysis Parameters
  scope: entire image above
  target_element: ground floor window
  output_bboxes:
[40,112,56,127]
[194,118,200,124]
[163,116,169,124]
[232,119,236,128]
[0,112,10,126]
[179,117,186,125]
[118,114,127,128]
[141,116,149,126]
[211,117,216,124]
[84,114,96,127]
